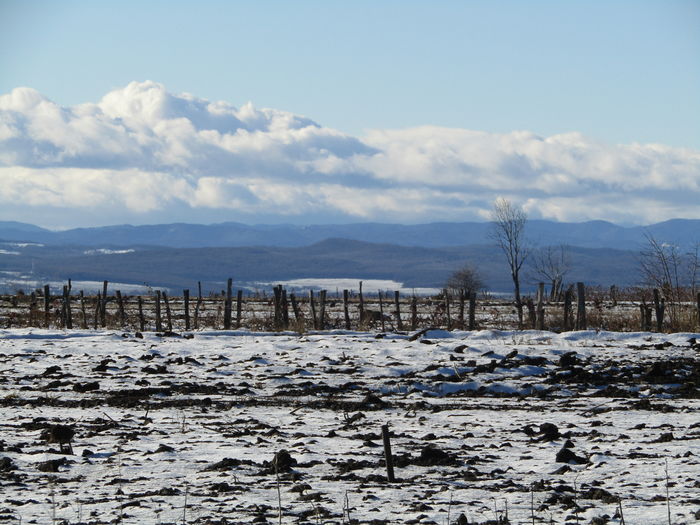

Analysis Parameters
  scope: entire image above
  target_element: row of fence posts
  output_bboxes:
[10,279,700,333]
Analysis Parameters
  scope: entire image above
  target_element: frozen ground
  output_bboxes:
[0,328,698,524]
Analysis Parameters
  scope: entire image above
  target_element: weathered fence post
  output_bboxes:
[468,291,476,331]
[652,288,665,332]
[343,289,351,330]
[393,291,403,331]
[115,290,126,327]
[610,285,618,307]
[101,281,108,328]
[183,289,190,331]
[155,290,163,332]
[358,281,364,324]
[640,303,649,331]
[163,291,173,331]
[62,285,72,329]
[138,296,145,331]
[576,282,587,330]
[697,292,700,328]
[273,285,283,331]
[318,289,327,330]
[93,293,100,329]
[79,290,87,329]
[224,278,233,330]
[536,282,545,331]
[309,290,318,330]
[194,281,202,330]
[411,295,418,330]
[526,297,536,329]
[44,284,50,328]
[236,290,243,329]
[458,289,465,330]
[443,289,451,330]
[381,424,395,483]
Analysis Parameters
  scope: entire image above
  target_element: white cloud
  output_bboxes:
[1,81,699,227]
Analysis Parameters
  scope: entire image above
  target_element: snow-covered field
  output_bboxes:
[0,328,698,524]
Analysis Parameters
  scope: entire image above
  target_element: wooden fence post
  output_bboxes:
[282,288,289,329]
[224,278,233,330]
[411,295,418,330]
[393,291,403,331]
[381,424,395,483]
[183,289,190,331]
[155,290,162,332]
[458,289,465,330]
[101,281,108,328]
[610,285,618,307]
[358,281,364,325]
[138,296,145,332]
[194,281,202,330]
[576,282,587,330]
[44,284,50,328]
[343,289,351,330]
[79,291,87,329]
[652,288,665,332]
[526,297,536,329]
[93,293,100,329]
[319,290,327,330]
[309,290,318,330]
[163,291,173,331]
[468,292,476,331]
[697,292,700,328]
[62,285,72,329]
[273,285,282,330]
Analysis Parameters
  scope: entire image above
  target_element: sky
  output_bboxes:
[0,0,699,229]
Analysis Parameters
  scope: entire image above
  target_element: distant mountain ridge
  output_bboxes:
[0,219,698,250]
[0,237,642,292]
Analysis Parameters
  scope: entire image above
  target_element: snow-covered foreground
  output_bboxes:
[0,328,698,525]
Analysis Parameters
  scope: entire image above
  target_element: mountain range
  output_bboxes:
[0,219,697,293]
[0,219,698,250]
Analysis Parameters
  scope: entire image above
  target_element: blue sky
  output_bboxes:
[2,0,698,147]
[0,1,699,228]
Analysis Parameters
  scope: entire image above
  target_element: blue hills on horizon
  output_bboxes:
[0,218,698,250]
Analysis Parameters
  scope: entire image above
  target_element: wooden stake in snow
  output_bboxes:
[575,282,586,330]
[343,289,351,330]
[224,278,233,330]
[155,290,163,332]
[44,284,50,328]
[101,280,108,328]
[381,424,395,483]
[653,288,665,332]
[183,289,190,331]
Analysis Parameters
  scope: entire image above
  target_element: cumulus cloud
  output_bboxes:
[1,81,699,227]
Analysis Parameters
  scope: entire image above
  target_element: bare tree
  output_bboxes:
[446,264,485,295]
[640,234,699,329]
[531,245,571,300]
[490,198,529,328]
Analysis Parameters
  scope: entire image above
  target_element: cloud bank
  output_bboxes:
[1,81,699,227]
